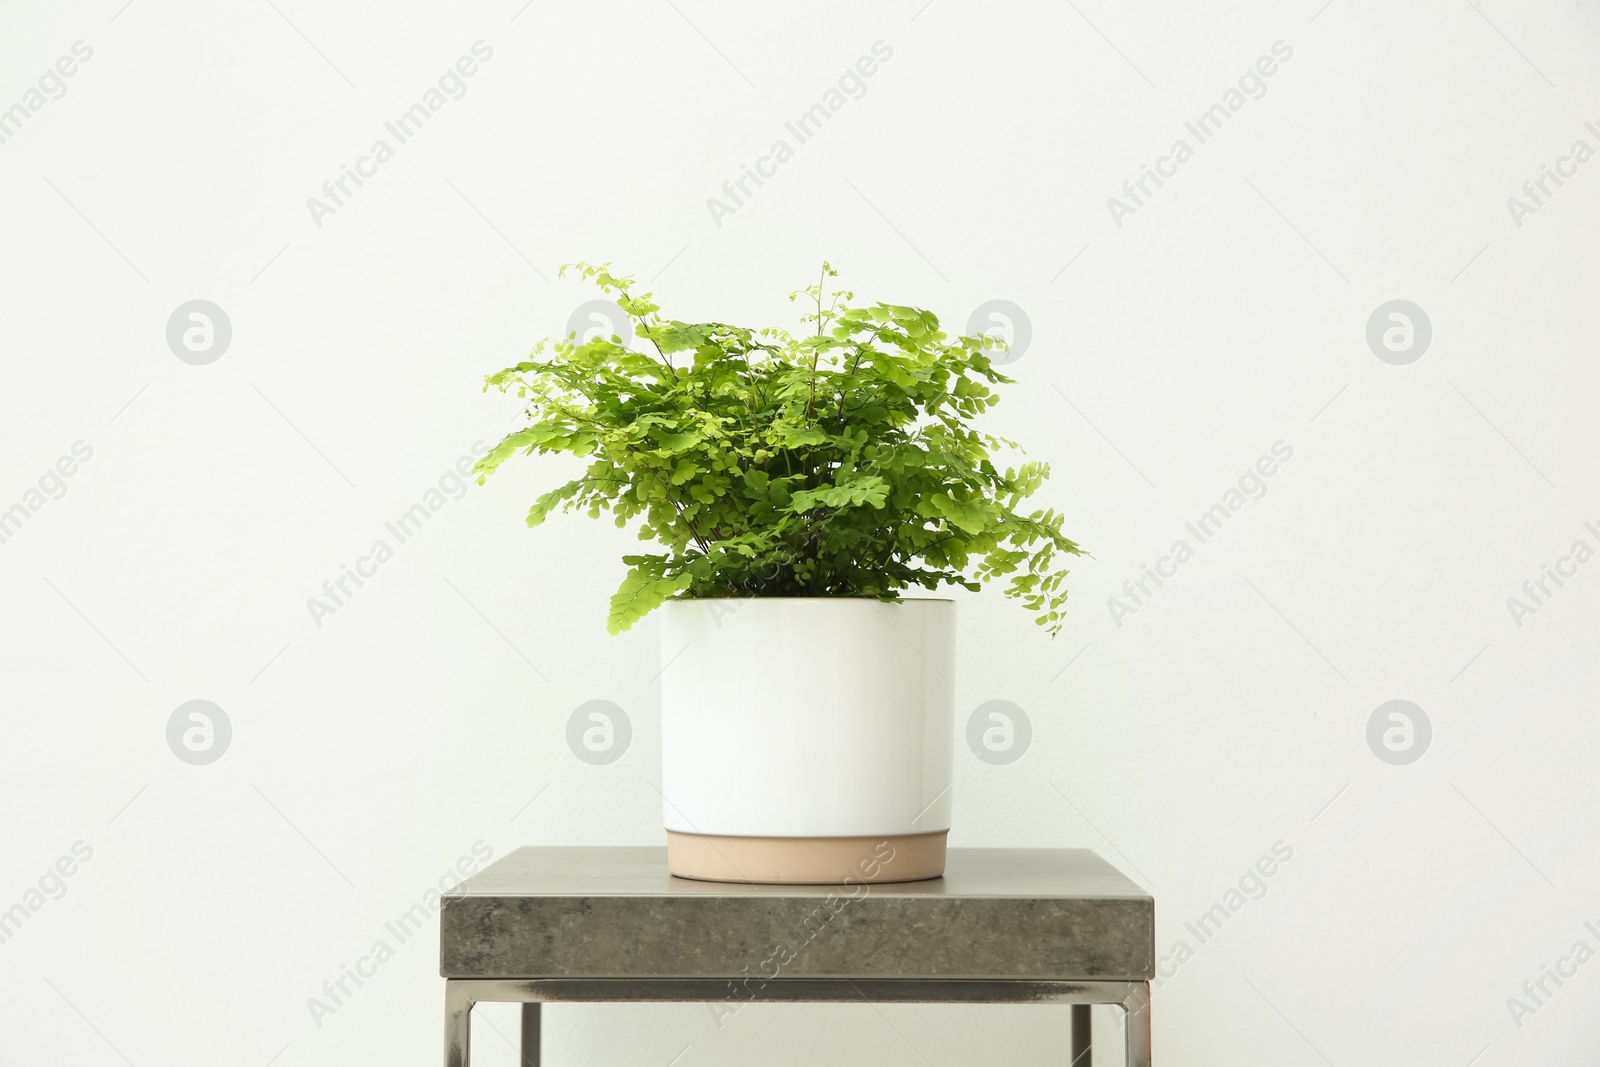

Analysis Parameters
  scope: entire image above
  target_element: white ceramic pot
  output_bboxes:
[659,597,955,884]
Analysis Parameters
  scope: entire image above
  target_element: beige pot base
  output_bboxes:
[666,830,947,885]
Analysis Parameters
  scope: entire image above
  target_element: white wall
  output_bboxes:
[3,0,1598,1063]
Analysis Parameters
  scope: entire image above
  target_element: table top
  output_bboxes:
[440,847,1154,981]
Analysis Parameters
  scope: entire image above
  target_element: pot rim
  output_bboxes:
[667,595,955,603]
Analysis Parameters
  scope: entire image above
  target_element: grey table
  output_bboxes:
[440,846,1154,1066]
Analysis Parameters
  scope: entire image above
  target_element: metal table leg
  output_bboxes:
[1070,1003,1091,1066]
[445,983,472,1067]
[521,1002,541,1066]
[1124,983,1152,1067]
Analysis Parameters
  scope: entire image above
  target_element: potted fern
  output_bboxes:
[476,264,1080,883]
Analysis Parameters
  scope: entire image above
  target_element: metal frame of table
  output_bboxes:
[444,978,1151,1067]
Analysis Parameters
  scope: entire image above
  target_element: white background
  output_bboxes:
[2,0,1598,1063]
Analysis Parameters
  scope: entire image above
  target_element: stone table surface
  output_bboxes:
[440,847,1154,981]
